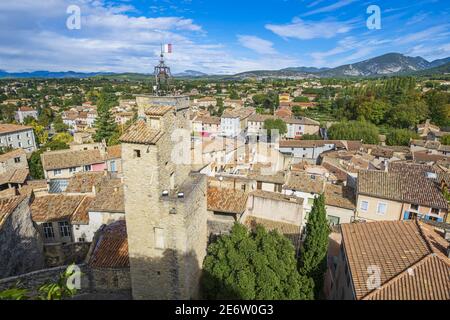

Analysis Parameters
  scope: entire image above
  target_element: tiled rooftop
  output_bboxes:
[284,171,325,194]
[119,120,163,145]
[30,195,86,223]
[358,162,448,209]
[89,178,124,213]
[341,220,450,300]
[207,187,248,214]
[89,220,129,269]
[41,149,104,170]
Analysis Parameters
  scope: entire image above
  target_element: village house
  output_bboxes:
[14,106,38,124]
[356,162,449,223]
[417,119,441,139]
[223,98,244,109]
[30,194,91,266]
[220,107,255,138]
[279,140,354,163]
[241,190,303,255]
[410,139,450,157]
[70,177,125,243]
[41,148,107,193]
[324,184,356,225]
[192,116,221,137]
[284,117,321,139]
[195,97,217,108]
[247,114,276,138]
[283,171,326,224]
[115,112,134,126]
[0,148,29,191]
[0,124,37,153]
[329,220,450,300]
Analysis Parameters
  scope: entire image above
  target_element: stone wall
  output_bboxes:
[0,265,89,297]
[0,197,45,278]
[0,264,132,299]
[89,267,131,294]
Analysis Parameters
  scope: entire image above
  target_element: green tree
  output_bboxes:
[299,194,330,299]
[202,223,314,300]
[53,115,69,133]
[292,106,305,117]
[52,132,73,145]
[386,128,419,146]
[93,91,119,143]
[387,101,429,128]
[441,134,450,146]
[356,100,390,125]
[302,134,322,140]
[294,96,309,103]
[328,120,380,144]
[263,118,287,137]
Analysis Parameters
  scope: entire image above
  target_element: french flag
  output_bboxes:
[164,44,173,54]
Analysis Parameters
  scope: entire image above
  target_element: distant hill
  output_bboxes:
[173,70,209,78]
[1,53,449,80]
[412,61,450,76]
[0,70,113,79]
[317,53,431,77]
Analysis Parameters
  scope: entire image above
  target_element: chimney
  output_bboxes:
[384,160,389,172]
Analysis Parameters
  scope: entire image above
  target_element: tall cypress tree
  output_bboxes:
[299,194,330,299]
[93,91,119,143]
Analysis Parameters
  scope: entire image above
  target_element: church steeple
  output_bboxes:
[153,45,172,96]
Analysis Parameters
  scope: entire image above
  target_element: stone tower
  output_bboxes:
[120,96,208,300]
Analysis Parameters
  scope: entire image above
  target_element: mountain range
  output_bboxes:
[1,53,449,80]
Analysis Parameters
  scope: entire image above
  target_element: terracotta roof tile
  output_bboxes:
[284,171,325,194]
[0,124,32,134]
[144,105,174,116]
[207,187,248,214]
[89,179,124,213]
[65,172,105,194]
[325,184,355,210]
[0,148,26,163]
[71,196,95,225]
[89,220,129,268]
[119,120,163,145]
[341,220,450,300]
[41,149,104,171]
[359,163,448,209]
[31,195,86,222]
[0,168,29,185]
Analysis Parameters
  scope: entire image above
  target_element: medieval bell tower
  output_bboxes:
[120,54,208,300]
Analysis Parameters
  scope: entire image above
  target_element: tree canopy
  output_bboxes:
[263,118,287,137]
[328,120,379,144]
[202,223,314,300]
[386,128,419,146]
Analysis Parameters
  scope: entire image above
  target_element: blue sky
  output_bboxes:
[0,0,449,74]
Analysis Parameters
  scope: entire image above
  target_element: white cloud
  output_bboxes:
[237,35,277,55]
[303,0,356,16]
[395,25,450,45]
[266,17,353,40]
[310,37,391,67]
